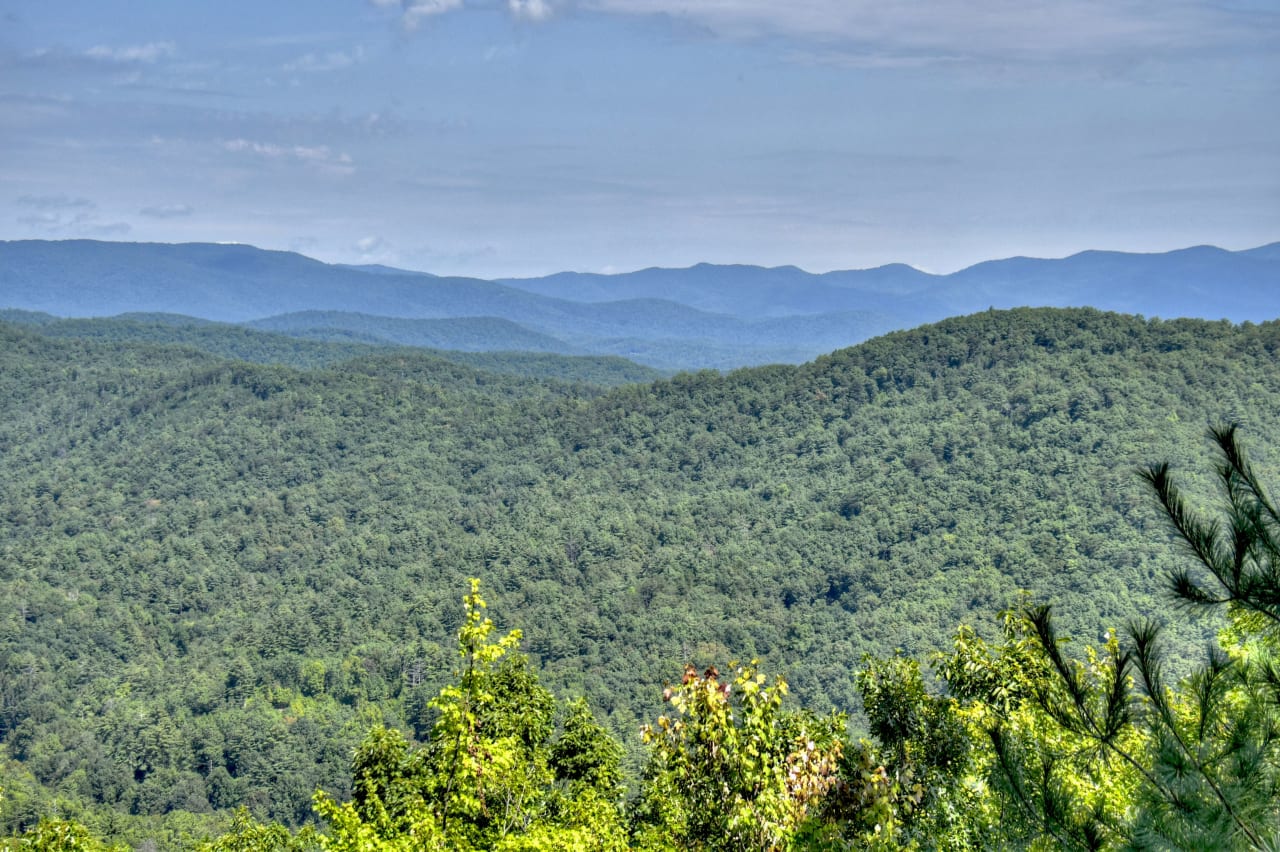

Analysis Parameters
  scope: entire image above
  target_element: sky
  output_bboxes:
[1,1,1277,278]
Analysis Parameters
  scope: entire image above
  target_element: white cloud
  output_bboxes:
[509,0,554,22]
[371,0,559,28]
[84,41,176,63]
[404,0,465,29]
[284,45,366,73]
[222,138,355,174]
[351,236,402,264]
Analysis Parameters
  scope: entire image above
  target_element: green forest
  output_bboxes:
[3,308,1280,849]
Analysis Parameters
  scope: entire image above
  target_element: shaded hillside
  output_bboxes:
[247,312,582,354]
[6,314,663,386]
[247,308,892,372]
[1,309,1278,831]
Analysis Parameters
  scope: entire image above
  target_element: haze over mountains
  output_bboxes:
[2,239,1277,370]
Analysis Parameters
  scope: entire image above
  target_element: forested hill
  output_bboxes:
[2,308,1280,843]
[0,309,665,387]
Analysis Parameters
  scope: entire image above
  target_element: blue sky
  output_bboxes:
[2,0,1277,278]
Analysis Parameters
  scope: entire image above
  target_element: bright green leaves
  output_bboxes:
[313,790,444,851]
[0,819,129,852]
[310,580,626,851]
[200,808,318,852]
[418,580,551,846]
[940,612,1143,850]
[924,427,1280,850]
[635,662,843,851]
[453,580,522,678]
[838,654,992,850]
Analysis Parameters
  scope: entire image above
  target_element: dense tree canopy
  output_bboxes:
[3,308,1280,848]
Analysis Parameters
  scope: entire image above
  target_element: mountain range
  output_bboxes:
[2,239,1277,370]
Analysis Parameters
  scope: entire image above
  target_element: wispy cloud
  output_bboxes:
[140,204,194,219]
[221,138,356,175]
[15,195,130,235]
[16,194,95,210]
[362,0,1274,68]
[353,235,392,259]
[371,0,556,29]
[587,1,1277,68]
[283,45,365,73]
[508,0,554,22]
[84,41,176,63]
[371,0,464,29]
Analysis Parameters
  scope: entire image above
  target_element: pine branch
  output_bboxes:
[989,724,1090,852]
[1141,462,1233,597]
[1128,621,1264,849]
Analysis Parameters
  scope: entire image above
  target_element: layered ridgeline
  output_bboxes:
[0,309,665,387]
[2,308,1279,844]
[2,238,1278,370]
[0,241,895,370]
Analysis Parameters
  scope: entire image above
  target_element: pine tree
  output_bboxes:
[986,425,1280,849]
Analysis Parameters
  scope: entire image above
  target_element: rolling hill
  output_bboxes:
[2,307,1278,835]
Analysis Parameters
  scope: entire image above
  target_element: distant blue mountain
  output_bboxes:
[940,245,1280,320]
[1,238,1276,370]
[499,262,937,319]
[501,243,1280,327]
[0,239,556,323]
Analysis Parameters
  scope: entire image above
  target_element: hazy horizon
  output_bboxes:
[3,1,1277,278]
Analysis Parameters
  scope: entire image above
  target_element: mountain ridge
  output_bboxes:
[2,238,1277,371]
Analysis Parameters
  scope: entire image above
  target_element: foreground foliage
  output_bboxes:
[184,580,990,851]
[939,425,1280,849]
